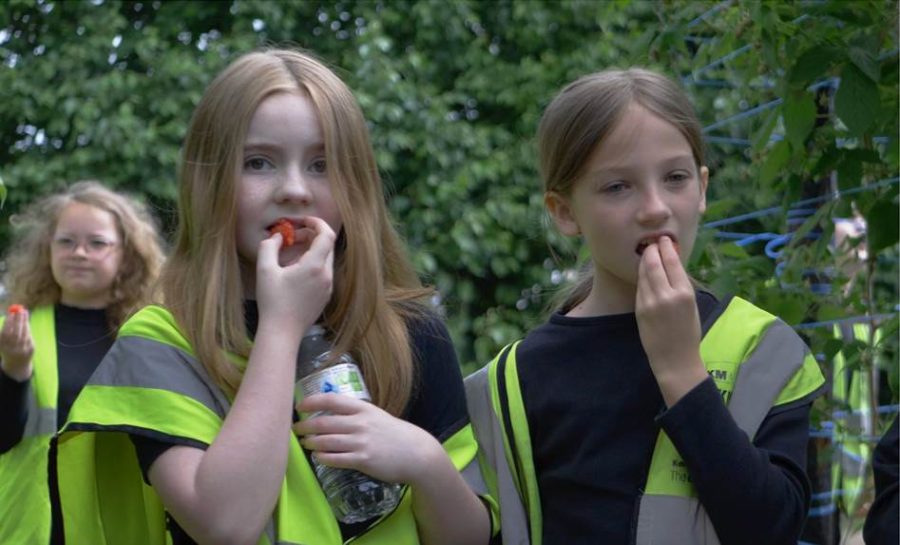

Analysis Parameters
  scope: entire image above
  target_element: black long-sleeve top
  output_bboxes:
[0,304,112,545]
[0,304,111,452]
[515,291,819,545]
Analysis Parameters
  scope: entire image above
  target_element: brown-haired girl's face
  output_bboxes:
[547,105,708,296]
[50,201,123,308]
[235,91,343,281]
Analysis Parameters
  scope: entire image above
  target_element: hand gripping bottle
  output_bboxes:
[296,325,402,523]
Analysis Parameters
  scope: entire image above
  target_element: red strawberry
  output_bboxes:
[268,219,295,248]
[7,304,25,315]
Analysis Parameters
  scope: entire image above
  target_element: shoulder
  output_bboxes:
[404,306,457,364]
[711,297,826,406]
[400,306,469,440]
[118,305,194,356]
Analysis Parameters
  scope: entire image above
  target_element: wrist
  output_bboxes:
[652,356,707,408]
[406,434,447,490]
[256,313,312,345]
[1,360,33,383]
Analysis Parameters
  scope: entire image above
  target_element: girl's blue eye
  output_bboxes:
[244,157,273,171]
[88,239,114,251]
[666,172,689,184]
[603,182,627,193]
[309,158,327,174]
[53,237,76,250]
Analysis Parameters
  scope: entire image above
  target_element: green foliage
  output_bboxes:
[0,0,897,392]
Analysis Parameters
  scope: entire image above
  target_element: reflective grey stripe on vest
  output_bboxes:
[728,320,809,438]
[90,336,232,418]
[86,335,317,538]
[636,319,810,545]
[464,366,530,545]
[635,496,718,544]
[23,384,57,438]
[460,456,490,497]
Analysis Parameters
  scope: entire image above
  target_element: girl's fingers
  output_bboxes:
[257,232,283,270]
[300,432,360,454]
[299,217,336,263]
[293,414,355,437]
[658,236,691,290]
[296,393,366,416]
[17,313,31,344]
[10,312,25,344]
[308,451,358,470]
[639,243,670,294]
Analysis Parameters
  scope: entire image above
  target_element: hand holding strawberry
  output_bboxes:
[0,305,34,382]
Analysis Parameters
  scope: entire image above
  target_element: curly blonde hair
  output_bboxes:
[3,180,166,330]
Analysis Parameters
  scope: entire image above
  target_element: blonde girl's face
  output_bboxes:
[547,105,708,299]
[235,91,343,294]
[50,201,123,308]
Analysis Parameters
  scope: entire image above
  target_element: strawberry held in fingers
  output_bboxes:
[635,234,680,256]
[268,219,295,248]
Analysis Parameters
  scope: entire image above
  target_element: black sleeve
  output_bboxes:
[402,313,468,442]
[0,370,30,453]
[657,377,812,545]
[864,415,899,545]
[129,433,208,485]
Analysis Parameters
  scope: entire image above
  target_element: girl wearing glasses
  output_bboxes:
[0,180,166,544]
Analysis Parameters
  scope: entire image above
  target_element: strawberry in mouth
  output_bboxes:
[635,236,680,256]
[268,219,295,248]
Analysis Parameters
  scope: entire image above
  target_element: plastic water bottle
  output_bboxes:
[296,325,402,523]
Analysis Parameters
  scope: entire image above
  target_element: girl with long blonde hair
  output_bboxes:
[64,49,492,545]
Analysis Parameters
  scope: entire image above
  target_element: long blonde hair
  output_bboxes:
[3,180,166,330]
[162,48,429,414]
[537,68,706,312]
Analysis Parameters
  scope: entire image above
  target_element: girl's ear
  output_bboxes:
[544,191,581,236]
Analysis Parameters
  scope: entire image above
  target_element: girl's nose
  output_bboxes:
[276,168,313,205]
[636,187,671,225]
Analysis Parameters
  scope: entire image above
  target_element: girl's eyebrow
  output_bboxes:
[585,154,695,177]
[243,141,326,154]
[242,141,281,153]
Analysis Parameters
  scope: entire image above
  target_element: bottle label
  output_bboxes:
[296,363,371,403]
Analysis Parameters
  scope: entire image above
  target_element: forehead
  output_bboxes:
[245,91,323,145]
[55,202,118,235]
[584,105,694,170]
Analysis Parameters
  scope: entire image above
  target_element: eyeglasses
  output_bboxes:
[51,236,118,258]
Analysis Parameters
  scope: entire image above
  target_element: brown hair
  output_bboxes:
[537,68,705,311]
[161,48,429,414]
[3,180,166,330]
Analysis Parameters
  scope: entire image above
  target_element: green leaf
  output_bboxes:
[787,45,839,87]
[812,145,840,176]
[867,199,900,254]
[835,63,881,136]
[848,45,879,82]
[823,337,845,361]
[836,152,863,190]
[751,108,780,153]
[783,91,816,149]
[702,196,739,221]
[760,141,791,185]
[717,242,750,259]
